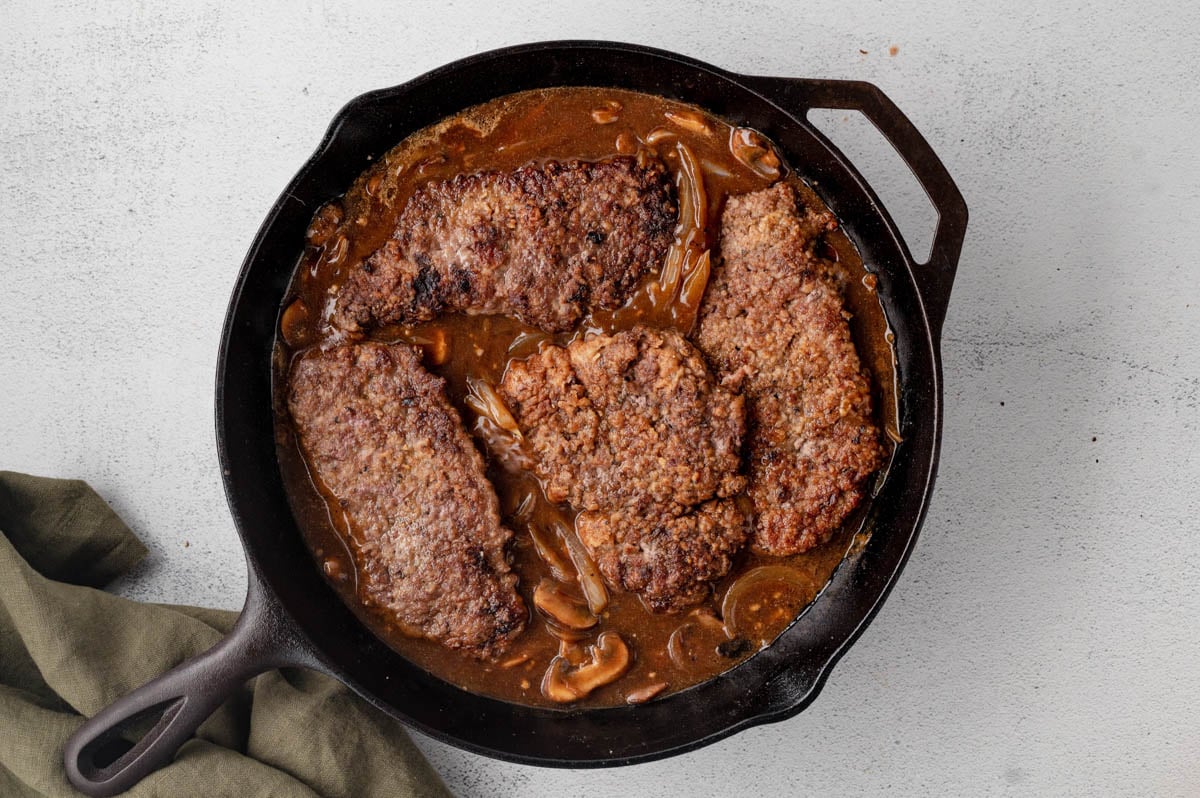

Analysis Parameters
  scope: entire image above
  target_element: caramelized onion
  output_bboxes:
[402,327,450,366]
[657,142,706,302]
[464,377,521,438]
[560,519,609,614]
[472,416,534,473]
[657,239,686,299]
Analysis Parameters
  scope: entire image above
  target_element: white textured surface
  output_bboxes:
[3,1,1199,795]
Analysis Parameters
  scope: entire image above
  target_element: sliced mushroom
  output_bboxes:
[541,632,632,703]
[664,109,712,136]
[730,127,782,180]
[280,300,309,348]
[509,490,576,582]
[591,100,623,125]
[534,579,598,630]
[643,126,675,146]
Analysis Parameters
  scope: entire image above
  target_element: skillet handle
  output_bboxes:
[63,578,314,797]
[739,76,969,339]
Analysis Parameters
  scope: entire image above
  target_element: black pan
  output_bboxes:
[64,40,967,796]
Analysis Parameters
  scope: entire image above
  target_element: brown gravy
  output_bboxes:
[273,87,896,707]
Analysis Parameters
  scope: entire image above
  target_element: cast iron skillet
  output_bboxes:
[64,41,967,796]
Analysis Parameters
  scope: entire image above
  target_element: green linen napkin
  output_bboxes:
[0,471,451,798]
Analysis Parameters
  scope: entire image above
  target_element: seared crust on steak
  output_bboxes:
[695,183,886,555]
[499,327,748,612]
[287,342,526,658]
[333,157,676,334]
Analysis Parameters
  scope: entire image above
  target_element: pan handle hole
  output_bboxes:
[807,109,938,264]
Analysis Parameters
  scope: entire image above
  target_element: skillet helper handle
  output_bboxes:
[740,76,969,339]
[63,585,307,797]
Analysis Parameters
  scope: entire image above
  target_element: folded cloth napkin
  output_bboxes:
[0,471,451,798]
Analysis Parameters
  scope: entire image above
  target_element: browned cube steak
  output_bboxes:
[695,183,886,556]
[287,342,526,658]
[333,156,677,334]
[499,327,748,612]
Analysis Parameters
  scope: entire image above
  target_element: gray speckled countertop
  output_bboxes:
[4,1,1198,795]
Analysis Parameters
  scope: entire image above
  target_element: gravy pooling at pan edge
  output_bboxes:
[274,87,897,708]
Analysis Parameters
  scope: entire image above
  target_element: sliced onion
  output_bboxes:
[511,490,575,582]
[720,565,813,643]
[526,518,574,582]
[699,157,734,179]
[464,377,521,438]
[558,518,609,614]
[675,142,707,231]
[679,250,712,317]
[643,126,675,146]
[625,682,668,704]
